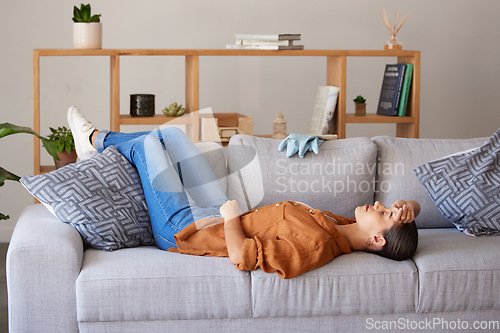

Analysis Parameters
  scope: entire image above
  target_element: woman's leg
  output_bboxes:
[155,127,228,208]
[93,130,151,150]
[95,127,227,208]
[95,127,227,250]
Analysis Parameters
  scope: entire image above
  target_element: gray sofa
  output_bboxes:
[7,135,500,332]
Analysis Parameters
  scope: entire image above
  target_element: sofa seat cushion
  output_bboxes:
[76,247,251,322]
[372,136,487,228]
[250,252,417,318]
[414,229,500,313]
[228,135,377,217]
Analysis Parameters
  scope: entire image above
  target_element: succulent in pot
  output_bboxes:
[353,95,367,116]
[162,102,186,117]
[73,4,102,49]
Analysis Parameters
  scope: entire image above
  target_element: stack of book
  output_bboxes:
[376,63,414,116]
[226,34,304,50]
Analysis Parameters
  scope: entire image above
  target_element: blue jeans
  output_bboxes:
[94,127,228,250]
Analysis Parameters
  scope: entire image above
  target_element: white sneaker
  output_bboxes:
[67,106,98,159]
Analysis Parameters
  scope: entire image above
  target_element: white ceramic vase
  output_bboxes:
[73,22,102,49]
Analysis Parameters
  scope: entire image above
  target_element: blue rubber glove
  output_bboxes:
[278,133,324,158]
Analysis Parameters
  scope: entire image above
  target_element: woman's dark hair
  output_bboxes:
[374,221,418,261]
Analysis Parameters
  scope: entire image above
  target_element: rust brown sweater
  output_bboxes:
[169,201,354,279]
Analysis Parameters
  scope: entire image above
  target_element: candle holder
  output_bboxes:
[130,94,155,116]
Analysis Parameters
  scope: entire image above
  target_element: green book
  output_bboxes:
[397,63,413,117]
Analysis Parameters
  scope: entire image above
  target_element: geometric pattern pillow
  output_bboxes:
[413,128,500,236]
[20,146,154,251]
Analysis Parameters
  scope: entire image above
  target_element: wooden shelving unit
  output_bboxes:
[33,49,420,174]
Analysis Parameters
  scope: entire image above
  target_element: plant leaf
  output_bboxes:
[0,122,44,140]
[73,5,81,20]
[82,4,91,21]
[41,138,60,160]
[0,213,9,221]
[90,14,101,22]
[0,167,20,187]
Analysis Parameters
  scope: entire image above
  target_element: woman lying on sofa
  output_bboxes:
[68,107,420,279]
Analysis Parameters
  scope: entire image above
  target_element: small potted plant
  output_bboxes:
[47,126,77,169]
[162,102,186,117]
[73,3,102,49]
[353,95,367,116]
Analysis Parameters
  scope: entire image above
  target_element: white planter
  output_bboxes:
[73,22,102,49]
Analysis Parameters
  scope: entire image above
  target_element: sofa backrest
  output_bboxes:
[372,136,487,228]
[196,141,229,194]
[227,135,377,218]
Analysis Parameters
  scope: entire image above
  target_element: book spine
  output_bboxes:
[226,44,304,50]
[376,64,407,116]
[235,39,290,46]
[234,34,301,41]
[397,64,413,116]
[392,64,406,116]
[226,44,280,50]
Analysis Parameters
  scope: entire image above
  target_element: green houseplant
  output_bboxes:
[73,3,102,49]
[73,3,101,23]
[353,95,367,116]
[47,126,77,169]
[0,123,75,219]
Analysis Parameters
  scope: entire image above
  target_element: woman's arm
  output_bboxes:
[391,199,421,223]
[220,200,245,265]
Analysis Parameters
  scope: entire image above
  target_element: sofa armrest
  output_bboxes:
[7,204,83,333]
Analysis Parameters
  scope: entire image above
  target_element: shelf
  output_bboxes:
[40,165,56,174]
[34,49,419,57]
[33,48,420,175]
[345,113,416,124]
[119,114,196,126]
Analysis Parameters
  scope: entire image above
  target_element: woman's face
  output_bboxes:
[355,201,398,236]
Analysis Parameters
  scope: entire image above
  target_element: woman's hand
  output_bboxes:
[391,200,420,224]
[220,200,242,221]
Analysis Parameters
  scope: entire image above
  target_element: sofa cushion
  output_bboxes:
[76,247,251,322]
[196,141,229,194]
[414,129,500,236]
[413,229,500,313]
[250,252,417,317]
[20,146,154,251]
[372,136,487,228]
[227,135,377,218]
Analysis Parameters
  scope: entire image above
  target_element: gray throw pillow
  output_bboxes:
[413,129,500,236]
[20,146,154,251]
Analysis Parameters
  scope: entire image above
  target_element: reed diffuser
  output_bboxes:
[379,8,410,50]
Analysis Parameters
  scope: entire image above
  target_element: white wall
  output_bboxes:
[1,0,499,241]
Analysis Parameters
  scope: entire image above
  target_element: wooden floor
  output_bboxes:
[1,243,8,332]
